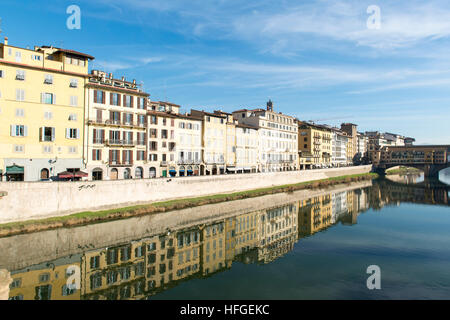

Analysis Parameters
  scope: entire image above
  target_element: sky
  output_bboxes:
[1,0,449,144]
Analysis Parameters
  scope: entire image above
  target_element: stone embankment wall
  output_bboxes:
[0,180,372,271]
[0,165,372,224]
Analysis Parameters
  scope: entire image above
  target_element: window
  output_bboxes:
[69,78,78,88]
[0,70,4,78]
[15,108,25,117]
[16,89,25,101]
[15,51,22,63]
[39,273,50,283]
[68,147,77,154]
[111,93,120,106]
[16,70,25,80]
[44,74,53,84]
[11,125,27,137]
[40,127,55,142]
[42,93,54,104]
[31,54,41,61]
[92,149,102,160]
[125,95,132,107]
[70,96,78,106]
[90,256,100,269]
[44,111,53,120]
[66,128,79,139]
[95,90,105,104]
[43,145,53,154]
[68,114,77,121]
[10,278,21,289]
[13,145,24,153]
[62,284,76,296]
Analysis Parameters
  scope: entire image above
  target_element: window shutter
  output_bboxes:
[109,111,113,122]
[76,129,80,139]
[93,129,97,143]
[110,92,113,105]
[66,128,69,139]
[118,94,121,106]
[130,151,134,165]
[109,130,113,140]
[101,129,105,143]
[102,91,105,104]
[143,98,147,109]
[122,150,126,164]
[39,127,43,141]
[11,125,16,137]
[53,94,56,105]
[123,95,126,107]
[92,149,96,161]
[109,150,113,162]
[24,126,28,137]
[99,150,102,161]
[137,98,140,109]
[40,93,44,103]
[118,112,121,122]
[94,90,97,103]
[131,96,134,108]
[51,127,55,141]
[130,132,133,142]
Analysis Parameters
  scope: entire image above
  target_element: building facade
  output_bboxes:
[0,38,93,181]
[84,70,149,180]
[297,122,332,169]
[232,100,298,172]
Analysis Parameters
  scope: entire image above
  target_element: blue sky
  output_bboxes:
[1,0,449,144]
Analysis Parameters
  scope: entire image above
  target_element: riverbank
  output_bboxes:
[0,165,372,224]
[0,172,377,237]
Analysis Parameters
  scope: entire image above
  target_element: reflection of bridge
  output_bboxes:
[372,145,450,178]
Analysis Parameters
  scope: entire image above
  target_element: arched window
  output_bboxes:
[124,168,131,180]
[135,167,143,179]
[40,168,49,180]
[92,168,103,181]
[149,167,157,178]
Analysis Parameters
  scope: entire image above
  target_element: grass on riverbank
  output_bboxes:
[386,166,422,175]
[0,172,378,237]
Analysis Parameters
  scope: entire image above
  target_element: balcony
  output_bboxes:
[109,160,133,167]
[177,159,201,165]
[105,139,136,147]
[87,119,147,130]
[160,161,168,167]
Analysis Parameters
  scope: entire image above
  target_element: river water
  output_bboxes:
[1,169,449,300]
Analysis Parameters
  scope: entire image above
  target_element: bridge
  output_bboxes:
[372,145,450,178]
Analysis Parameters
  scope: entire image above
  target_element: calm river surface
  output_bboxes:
[1,169,449,300]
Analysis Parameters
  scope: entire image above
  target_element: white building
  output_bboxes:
[232,100,298,172]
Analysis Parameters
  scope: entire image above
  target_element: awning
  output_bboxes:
[6,165,24,174]
[58,170,88,178]
[169,170,177,173]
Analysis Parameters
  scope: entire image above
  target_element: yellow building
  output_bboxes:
[81,241,147,300]
[8,255,82,300]
[84,70,150,180]
[190,110,227,175]
[297,122,332,169]
[201,221,226,275]
[298,195,332,236]
[341,123,358,165]
[0,38,94,181]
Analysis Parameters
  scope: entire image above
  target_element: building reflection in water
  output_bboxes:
[5,179,449,300]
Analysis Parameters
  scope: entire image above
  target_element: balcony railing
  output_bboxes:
[87,119,147,129]
[177,159,202,165]
[105,139,137,147]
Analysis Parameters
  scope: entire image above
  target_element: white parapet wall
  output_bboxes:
[0,165,372,224]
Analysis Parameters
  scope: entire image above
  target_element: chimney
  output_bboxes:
[4,37,8,45]
[121,76,125,82]
[267,99,273,111]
